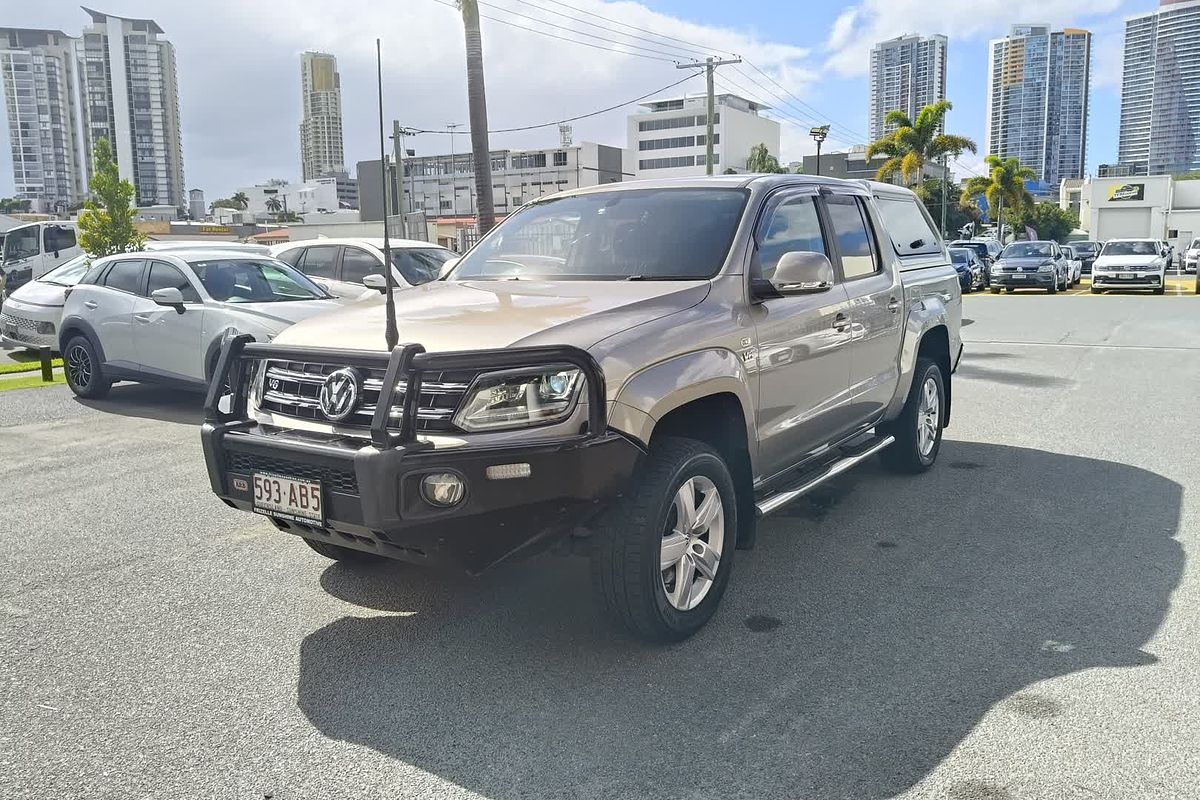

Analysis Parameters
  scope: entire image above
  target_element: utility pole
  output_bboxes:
[677,56,741,175]
[446,122,461,217]
[941,154,948,237]
[392,120,405,217]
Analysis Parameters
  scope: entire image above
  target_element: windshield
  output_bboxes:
[951,242,987,257]
[949,249,971,264]
[1001,242,1053,259]
[392,248,454,285]
[38,254,92,286]
[450,188,749,281]
[1190,239,1200,250]
[189,258,328,302]
[2,224,39,262]
[1102,241,1158,257]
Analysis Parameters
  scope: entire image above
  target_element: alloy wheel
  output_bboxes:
[660,475,724,611]
[67,344,92,389]
[917,376,940,459]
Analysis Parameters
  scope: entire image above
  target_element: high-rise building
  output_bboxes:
[79,8,185,210]
[626,94,780,178]
[985,25,1091,189]
[299,52,344,181]
[0,28,88,212]
[869,34,947,143]
[1117,1,1200,176]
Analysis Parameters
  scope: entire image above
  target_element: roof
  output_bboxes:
[273,237,444,250]
[81,7,165,34]
[549,174,882,199]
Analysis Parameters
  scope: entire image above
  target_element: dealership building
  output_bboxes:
[1081,175,1200,251]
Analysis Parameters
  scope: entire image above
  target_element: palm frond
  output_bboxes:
[928,134,977,158]
[900,151,924,184]
[865,138,899,159]
[883,109,914,130]
[875,157,903,182]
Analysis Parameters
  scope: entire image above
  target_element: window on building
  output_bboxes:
[638,156,696,170]
[553,151,568,167]
[637,116,698,132]
[512,153,547,169]
[440,200,452,210]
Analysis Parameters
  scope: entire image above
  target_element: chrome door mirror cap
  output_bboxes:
[773,251,835,294]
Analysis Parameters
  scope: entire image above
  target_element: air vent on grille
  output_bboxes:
[226,451,359,494]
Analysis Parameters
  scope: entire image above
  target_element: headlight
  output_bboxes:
[991,263,1005,274]
[453,367,583,432]
[1038,263,1055,273]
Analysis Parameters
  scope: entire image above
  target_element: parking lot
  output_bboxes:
[1,291,1198,799]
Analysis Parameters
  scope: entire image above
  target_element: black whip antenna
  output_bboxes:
[376,38,399,350]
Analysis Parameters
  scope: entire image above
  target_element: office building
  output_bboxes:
[985,25,1091,189]
[0,28,87,212]
[626,94,780,178]
[299,51,344,181]
[188,188,205,220]
[320,170,357,209]
[235,175,348,218]
[1117,1,1200,176]
[869,34,948,142]
[360,142,624,222]
[801,146,946,182]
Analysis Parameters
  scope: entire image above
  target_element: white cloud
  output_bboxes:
[823,0,1125,78]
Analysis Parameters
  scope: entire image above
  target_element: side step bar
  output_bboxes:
[755,435,895,517]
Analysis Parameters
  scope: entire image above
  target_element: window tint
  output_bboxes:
[275,247,303,266]
[341,247,382,284]
[146,261,200,302]
[757,194,826,281]
[392,248,454,285]
[102,259,144,293]
[190,259,325,303]
[43,224,77,253]
[297,245,338,278]
[825,196,879,279]
[875,196,941,256]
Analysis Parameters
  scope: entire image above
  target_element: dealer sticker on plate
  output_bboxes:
[252,473,323,524]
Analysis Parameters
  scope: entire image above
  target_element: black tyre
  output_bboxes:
[880,357,944,474]
[1048,280,1057,294]
[303,537,381,563]
[590,437,737,642]
[63,335,111,399]
[990,287,1001,294]
[1091,287,1101,294]
[1005,287,1015,294]
[1153,287,1165,295]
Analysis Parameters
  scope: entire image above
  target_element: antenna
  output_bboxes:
[376,39,399,350]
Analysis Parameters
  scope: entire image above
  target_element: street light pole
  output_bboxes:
[809,125,829,175]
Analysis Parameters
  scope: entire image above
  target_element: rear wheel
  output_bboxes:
[1153,287,1165,295]
[64,335,111,399]
[990,287,1001,294]
[1005,287,1015,294]
[591,437,736,642]
[303,538,382,563]
[880,357,944,474]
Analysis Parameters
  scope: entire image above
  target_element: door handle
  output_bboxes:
[833,312,850,332]
[134,314,151,323]
[886,297,900,313]
[83,300,98,309]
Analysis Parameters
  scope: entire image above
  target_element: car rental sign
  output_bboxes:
[1108,183,1146,201]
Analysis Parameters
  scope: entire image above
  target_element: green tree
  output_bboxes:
[264,196,283,215]
[914,177,981,236]
[865,100,977,186]
[276,210,301,223]
[1001,202,1079,243]
[745,142,787,173]
[457,1,497,235]
[0,197,32,214]
[960,155,1036,242]
[77,137,145,257]
[231,191,249,210]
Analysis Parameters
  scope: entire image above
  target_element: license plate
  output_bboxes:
[1120,273,1134,279]
[252,473,323,523]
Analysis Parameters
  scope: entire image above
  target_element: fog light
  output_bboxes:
[420,472,465,507]
[485,463,532,480]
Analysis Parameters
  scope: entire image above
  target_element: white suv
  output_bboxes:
[271,238,456,300]
[1091,239,1170,294]
[58,250,348,398]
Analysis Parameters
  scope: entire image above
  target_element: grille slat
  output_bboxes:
[226,451,359,494]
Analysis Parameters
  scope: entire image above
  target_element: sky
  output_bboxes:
[0,0,1159,201]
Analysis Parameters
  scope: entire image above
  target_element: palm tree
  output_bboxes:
[960,155,1036,243]
[865,100,976,186]
[231,191,249,210]
[264,196,282,215]
[457,1,496,236]
[745,143,786,174]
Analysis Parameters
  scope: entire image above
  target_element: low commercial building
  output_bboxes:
[800,146,947,181]
[235,175,350,218]
[1082,174,1200,253]
[626,94,780,178]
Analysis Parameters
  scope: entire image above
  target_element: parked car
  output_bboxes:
[58,250,350,399]
[1061,245,1083,287]
[270,238,456,300]
[1091,239,1169,294]
[145,241,273,256]
[989,240,1070,293]
[1070,240,1102,274]
[0,221,82,301]
[1182,237,1200,273]
[0,254,91,351]
[200,175,962,642]
[949,247,985,293]
[948,240,994,286]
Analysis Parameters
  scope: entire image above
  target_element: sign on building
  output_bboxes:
[1108,183,1146,202]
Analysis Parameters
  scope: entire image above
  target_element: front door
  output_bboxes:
[749,189,854,476]
[131,260,207,383]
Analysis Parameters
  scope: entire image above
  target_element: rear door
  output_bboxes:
[339,246,389,298]
[294,244,343,296]
[131,260,207,383]
[824,192,903,422]
[82,258,144,367]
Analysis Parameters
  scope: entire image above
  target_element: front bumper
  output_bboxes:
[1092,271,1163,289]
[0,308,56,350]
[991,272,1056,289]
[201,337,643,573]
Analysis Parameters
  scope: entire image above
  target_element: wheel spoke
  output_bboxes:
[674,478,697,532]
[689,541,720,581]
[693,490,720,533]
[672,555,696,609]
[660,532,689,570]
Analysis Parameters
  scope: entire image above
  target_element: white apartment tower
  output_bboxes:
[299,51,345,181]
[78,8,185,210]
[1118,0,1200,176]
[869,34,947,142]
[626,94,780,178]
[0,28,88,212]
[985,24,1091,189]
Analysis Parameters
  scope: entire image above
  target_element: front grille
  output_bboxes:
[0,312,48,343]
[226,450,359,494]
[257,359,473,434]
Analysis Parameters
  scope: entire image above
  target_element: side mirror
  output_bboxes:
[151,286,186,313]
[362,273,387,292]
[439,257,459,279]
[771,251,835,294]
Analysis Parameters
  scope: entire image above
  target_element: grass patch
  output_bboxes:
[0,372,66,391]
[0,357,63,375]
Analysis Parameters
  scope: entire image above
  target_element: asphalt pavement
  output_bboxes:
[1,293,1198,799]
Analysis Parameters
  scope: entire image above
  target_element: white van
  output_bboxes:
[1,221,83,299]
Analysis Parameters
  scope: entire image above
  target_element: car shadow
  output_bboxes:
[955,362,1074,389]
[75,382,205,426]
[296,441,1182,799]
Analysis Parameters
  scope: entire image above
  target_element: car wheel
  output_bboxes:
[302,537,382,562]
[990,287,1001,294]
[1153,287,1165,295]
[880,356,944,474]
[1091,287,1101,294]
[1048,281,1058,294]
[64,335,111,399]
[591,437,736,642]
[1005,287,1015,294]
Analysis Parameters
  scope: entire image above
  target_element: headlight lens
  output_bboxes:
[453,367,583,432]
[1038,263,1055,273]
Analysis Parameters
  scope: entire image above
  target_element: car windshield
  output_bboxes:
[38,254,92,286]
[1063,247,1075,257]
[1002,242,1053,258]
[189,258,328,302]
[949,249,970,263]
[2,224,39,262]
[1190,239,1200,249]
[951,241,988,257]
[1102,241,1158,256]
[392,248,455,285]
[450,188,749,281]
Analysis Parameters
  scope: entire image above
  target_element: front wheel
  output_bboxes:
[591,437,737,642]
[880,357,944,474]
[64,335,111,399]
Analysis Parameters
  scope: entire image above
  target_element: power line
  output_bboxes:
[525,0,740,59]
[506,0,714,60]
[741,59,866,143]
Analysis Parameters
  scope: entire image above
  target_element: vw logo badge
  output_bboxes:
[317,367,362,422]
